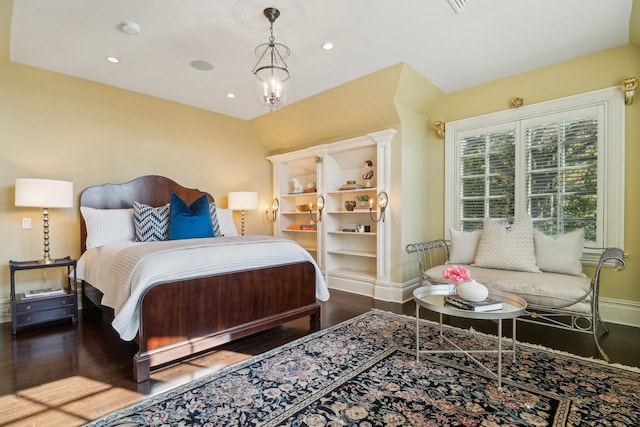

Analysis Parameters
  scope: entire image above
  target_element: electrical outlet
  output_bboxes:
[22,218,32,229]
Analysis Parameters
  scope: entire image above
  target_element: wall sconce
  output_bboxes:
[434,121,445,139]
[369,191,388,223]
[622,77,638,105]
[309,195,325,222]
[265,198,279,222]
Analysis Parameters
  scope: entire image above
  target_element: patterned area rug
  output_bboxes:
[86,310,640,426]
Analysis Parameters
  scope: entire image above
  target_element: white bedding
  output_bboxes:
[76,235,330,340]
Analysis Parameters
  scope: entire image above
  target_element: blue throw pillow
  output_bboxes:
[168,193,214,240]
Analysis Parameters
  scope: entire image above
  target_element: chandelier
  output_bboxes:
[252,7,290,112]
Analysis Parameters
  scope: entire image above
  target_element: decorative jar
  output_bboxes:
[457,279,489,302]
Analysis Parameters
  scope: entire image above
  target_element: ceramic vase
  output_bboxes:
[457,279,489,302]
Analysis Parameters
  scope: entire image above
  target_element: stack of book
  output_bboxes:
[444,295,503,312]
[24,288,65,298]
[339,183,363,190]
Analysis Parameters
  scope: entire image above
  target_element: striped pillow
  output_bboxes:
[209,203,222,237]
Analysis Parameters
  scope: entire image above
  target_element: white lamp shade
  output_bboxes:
[15,178,74,208]
[228,192,258,211]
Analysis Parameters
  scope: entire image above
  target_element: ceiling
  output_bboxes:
[9,0,633,121]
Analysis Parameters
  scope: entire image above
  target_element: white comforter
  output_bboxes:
[75,235,330,340]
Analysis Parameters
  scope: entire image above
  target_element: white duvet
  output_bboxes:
[75,235,330,340]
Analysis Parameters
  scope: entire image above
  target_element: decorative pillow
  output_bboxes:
[216,208,239,236]
[534,229,584,276]
[473,216,541,273]
[133,201,170,242]
[168,193,214,240]
[448,228,481,264]
[80,206,134,249]
[209,203,222,237]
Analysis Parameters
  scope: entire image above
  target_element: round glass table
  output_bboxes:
[413,284,527,388]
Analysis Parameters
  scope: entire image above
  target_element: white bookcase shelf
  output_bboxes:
[267,129,396,295]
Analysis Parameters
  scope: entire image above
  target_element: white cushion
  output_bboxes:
[473,216,541,273]
[448,228,481,264]
[425,264,591,313]
[81,206,134,249]
[216,208,239,236]
[534,229,584,276]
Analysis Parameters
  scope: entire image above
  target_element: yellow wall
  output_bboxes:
[0,59,275,296]
[0,0,10,61]
[430,44,640,303]
[250,64,404,154]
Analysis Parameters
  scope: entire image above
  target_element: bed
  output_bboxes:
[78,175,328,382]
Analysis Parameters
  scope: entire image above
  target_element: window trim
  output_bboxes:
[444,87,624,265]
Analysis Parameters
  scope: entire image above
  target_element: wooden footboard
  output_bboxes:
[134,261,319,382]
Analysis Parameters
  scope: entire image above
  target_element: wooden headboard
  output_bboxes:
[79,175,214,253]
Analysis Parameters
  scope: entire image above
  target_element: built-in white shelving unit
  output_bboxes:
[267,129,396,296]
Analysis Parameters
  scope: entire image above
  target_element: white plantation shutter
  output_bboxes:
[445,87,624,260]
[459,128,515,231]
[523,108,600,242]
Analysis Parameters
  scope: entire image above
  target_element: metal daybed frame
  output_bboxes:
[406,239,627,361]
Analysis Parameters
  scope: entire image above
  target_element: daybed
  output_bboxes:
[406,217,626,361]
[78,175,329,382]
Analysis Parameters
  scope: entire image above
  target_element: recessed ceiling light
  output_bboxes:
[226,93,236,99]
[190,60,214,71]
[321,42,334,50]
[106,56,120,63]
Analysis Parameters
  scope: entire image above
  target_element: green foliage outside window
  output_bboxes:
[458,117,598,242]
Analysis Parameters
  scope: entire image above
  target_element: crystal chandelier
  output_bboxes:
[252,7,290,112]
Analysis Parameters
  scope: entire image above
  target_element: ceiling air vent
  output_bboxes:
[446,0,489,14]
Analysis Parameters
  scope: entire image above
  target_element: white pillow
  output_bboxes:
[534,229,584,276]
[473,216,541,273]
[216,208,239,236]
[81,206,134,249]
[448,228,481,264]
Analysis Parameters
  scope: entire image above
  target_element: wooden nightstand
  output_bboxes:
[10,256,78,335]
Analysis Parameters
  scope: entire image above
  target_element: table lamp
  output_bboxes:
[15,178,74,264]
[228,191,258,235]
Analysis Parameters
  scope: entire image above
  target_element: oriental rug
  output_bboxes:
[86,310,640,426]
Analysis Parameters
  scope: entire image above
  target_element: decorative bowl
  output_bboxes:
[296,203,314,212]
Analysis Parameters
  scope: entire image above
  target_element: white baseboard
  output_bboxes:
[373,278,420,303]
[325,273,420,304]
[599,297,640,328]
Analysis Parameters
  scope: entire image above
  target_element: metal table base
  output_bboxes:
[416,307,518,388]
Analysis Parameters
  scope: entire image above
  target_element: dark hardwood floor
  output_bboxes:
[1,289,638,426]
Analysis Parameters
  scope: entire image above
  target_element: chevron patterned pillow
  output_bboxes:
[133,201,170,242]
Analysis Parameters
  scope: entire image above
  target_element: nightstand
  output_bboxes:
[10,256,78,335]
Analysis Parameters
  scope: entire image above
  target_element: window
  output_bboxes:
[445,87,624,263]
